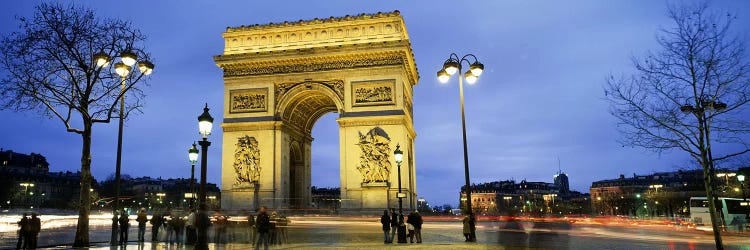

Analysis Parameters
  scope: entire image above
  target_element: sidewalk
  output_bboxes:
[74,242,526,250]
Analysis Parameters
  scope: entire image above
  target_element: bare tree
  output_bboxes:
[0,3,153,247]
[605,2,750,249]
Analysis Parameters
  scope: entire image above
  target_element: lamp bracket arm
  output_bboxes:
[461,54,480,64]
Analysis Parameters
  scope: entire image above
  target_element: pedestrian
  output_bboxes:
[150,212,163,242]
[186,208,196,245]
[136,208,148,242]
[214,210,228,244]
[380,210,391,243]
[16,213,29,250]
[462,214,471,242]
[389,208,398,243]
[269,211,278,245]
[468,213,476,242]
[169,213,184,244]
[254,206,271,250]
[406,220,415,243]
[118,211,130,245]
[277,213,289,244]
[408,211,423,243]
[29,213,40,248]
[247,210,256,244]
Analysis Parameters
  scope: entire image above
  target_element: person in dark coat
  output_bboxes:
[16,213,29,250]
[389,208,398,243]
[150,213,163,242]
[462,214,471,241]
[468,213,476,242]
[407,211,423,243]
[29,213,40,248]
[254,206,271,250]
[136,208,148,242]
[119,212,130,245]
[380,210,391,243]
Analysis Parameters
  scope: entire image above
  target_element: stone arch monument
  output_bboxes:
[214,11,418,212]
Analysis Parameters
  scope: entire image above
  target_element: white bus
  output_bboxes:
[689,197,749,227]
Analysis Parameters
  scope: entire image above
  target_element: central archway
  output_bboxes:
[216,11,419,212]
[277,82,343,208]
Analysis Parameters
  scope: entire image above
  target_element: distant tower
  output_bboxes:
[553,158,569,193]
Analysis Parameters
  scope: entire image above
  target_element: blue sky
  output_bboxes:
[1,0,749,207]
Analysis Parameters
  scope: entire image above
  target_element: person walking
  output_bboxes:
[29,213,40,248]
[16,213,29,250]
[389,208,398,243]
[136,208,148,242]
[118,211,130,245]
[380,210,391,243]
[407,211,423,243]
[247,210,256,244]
[150,212,163,242]
[214,210,228,244]
[254,206,271,250]
[185,208,196,245]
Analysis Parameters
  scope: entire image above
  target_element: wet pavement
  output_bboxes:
[3,216,750,249]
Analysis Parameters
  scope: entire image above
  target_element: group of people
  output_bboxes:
[113,207,202,245]
[380,208,423,244]
[108,206,288,249]
[16,213,41,249]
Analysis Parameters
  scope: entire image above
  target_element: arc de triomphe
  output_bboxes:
[214,11,418,212]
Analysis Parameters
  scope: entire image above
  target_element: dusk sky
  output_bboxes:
[2,0,749,207]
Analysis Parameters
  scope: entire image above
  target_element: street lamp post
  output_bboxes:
[437,53,483,242]
[680,96,727,239]
[436,53,484,212]
[188,143,199,208]
[195,104,214,249]
[738,175,748,220]
[95,51,154,245]
[393,144,407,243]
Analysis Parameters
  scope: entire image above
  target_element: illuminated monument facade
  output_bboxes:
[214,11,418,211]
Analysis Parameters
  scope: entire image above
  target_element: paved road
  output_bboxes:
[3,217,750,249]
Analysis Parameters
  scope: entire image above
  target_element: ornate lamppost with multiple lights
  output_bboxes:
[437,53,483,241]
[393,144,407,243]
[188,143,199,208]
[195,104,214,249]
[94,51,153,245]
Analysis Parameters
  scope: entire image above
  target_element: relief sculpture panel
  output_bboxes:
[229,88,268,113]
[233,135,261,187]
[356,127,392,183]
[352,80,395,106]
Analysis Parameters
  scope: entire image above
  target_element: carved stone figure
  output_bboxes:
[233,136,261,186]
[356,127,392,183]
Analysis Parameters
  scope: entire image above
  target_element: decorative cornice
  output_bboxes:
[226,11,402,32]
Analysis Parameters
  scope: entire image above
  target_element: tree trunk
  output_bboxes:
[702,157,724,250]
[73,123,93,247]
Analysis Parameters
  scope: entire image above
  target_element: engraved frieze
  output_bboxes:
[275,80,344,108]
[223,54,405,77]
[352,80,395,106]
[229,88,268,113]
